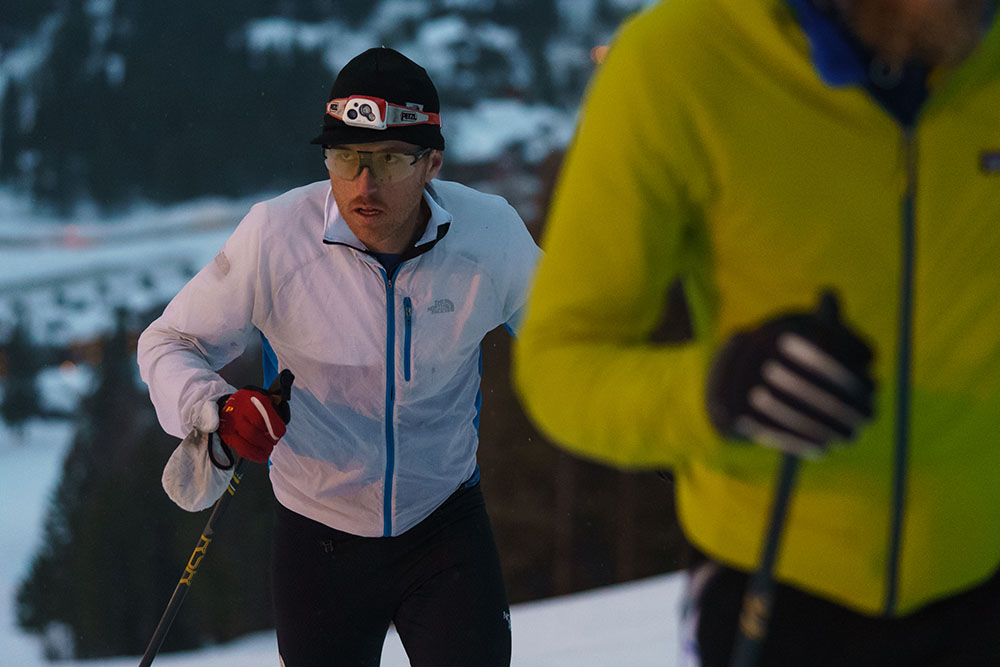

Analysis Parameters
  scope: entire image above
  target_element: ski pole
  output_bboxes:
[729,291,846,666]
[139,456,247,667]
[139,369,293,666]
[729,453,800,667]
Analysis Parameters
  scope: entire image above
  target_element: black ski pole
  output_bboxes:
[139,456,247,667]
[729,291,857,667]
[729,453,800,667]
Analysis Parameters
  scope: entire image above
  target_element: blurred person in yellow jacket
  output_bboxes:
[515,0,1000,665]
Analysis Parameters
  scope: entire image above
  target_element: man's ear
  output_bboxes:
[426,150,444,181]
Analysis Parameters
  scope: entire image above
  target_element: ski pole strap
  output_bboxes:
[207,393,237,471]
[207,431,235,471]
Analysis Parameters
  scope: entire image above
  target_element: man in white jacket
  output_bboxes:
[138,47,539,666]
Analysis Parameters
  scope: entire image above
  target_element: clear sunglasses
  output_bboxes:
[324,147,432,183]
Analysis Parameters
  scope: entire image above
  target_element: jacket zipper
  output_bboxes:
[885,126,917,615]
[381,269,397,537]
[403,297,413,382]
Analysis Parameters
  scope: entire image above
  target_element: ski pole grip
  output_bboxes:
[269,369,294,405]
[265,369,294,425]
[816,288,840,326]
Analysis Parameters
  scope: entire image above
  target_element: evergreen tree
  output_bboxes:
[16,310,275,658]
[494,0,559,103]
[1,304,43,437]
[0,0,59,50]
[331,0,378,27]
[0,80,25,184]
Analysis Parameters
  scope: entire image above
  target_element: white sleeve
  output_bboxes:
[499,206,542,336]
[137,203,272,438]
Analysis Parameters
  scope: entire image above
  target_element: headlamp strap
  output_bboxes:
[326,96,442,129]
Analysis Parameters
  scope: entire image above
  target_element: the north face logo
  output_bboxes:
[428,299,455,314]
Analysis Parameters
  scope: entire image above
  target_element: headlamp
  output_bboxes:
[325,95,442,131]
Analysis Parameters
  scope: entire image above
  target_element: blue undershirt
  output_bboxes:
[371,251,404,276]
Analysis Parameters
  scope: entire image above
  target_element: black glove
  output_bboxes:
[706,292,875,457]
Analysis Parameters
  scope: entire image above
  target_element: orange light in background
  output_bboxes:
[62,224,87,248]
[590,45,610,64]
[59,361,77,375]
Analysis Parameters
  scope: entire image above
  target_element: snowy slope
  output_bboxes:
[0,419,686,667]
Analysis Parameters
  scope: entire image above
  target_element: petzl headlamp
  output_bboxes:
[325,95,442,131]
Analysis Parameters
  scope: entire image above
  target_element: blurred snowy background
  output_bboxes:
[0,1,697,663]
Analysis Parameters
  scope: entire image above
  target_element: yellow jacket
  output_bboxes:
[515,0,1000,616]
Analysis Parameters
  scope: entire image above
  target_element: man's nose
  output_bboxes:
[355,165,379,192]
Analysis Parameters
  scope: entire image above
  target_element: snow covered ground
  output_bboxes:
[0,417,686,666]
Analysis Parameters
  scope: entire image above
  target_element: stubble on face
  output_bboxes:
[834,0,990,68]
[328,142,442,254]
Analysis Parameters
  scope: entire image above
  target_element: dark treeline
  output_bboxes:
[0,0,636,213]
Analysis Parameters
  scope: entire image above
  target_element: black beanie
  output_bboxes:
[309,47,445,150]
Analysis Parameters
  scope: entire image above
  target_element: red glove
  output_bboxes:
[217,388,288,463]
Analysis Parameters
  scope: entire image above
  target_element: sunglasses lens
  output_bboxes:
[325,149,361,180]
[370,152,411,182]
[325,149,426,183]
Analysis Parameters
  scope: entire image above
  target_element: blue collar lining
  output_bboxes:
[785,0,931,126]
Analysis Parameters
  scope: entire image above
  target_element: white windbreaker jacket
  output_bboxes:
[138,179,540,536]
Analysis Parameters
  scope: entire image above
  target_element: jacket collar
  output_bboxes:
[784,0,936,125]
[785,0,867,87]
[322,181,454,251]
